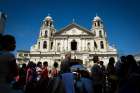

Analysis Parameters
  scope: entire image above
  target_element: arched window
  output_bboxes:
[46,21,49,26]
[43,41,47,49]
[50,22,52,26]
[94,22,96,27]
[45,30,47,37]
[97,21,100,26]
[94,41,97,49]
[51,42,53,50]
[100,41,104,49]
[38,42,40,49]
[87,42,90,51]
[71,40,77,51]
[99,30,102,38]
[57,43,60,51]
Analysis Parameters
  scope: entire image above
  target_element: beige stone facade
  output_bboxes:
[16,15,118,69]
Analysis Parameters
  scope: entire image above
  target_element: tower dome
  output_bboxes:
[45,15,52,21]
[93,15,101,21]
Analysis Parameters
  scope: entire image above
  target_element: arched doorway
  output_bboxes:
[71,40,77,50]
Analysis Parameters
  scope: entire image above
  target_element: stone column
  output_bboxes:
[83,39,86,51]
[67,37,68,51]
[80,39,82,51]
[55,39,56,51]
[85,39,87,51]
[92,40,94,52]
[61,39,63,52]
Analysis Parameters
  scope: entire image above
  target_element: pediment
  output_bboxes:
[55,23,94,36]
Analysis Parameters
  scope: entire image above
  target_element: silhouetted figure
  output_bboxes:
[0,34,19,93]
[25,62,37,93]
[60,52,76,93]
[99,61,106,74]
[41,61,49,79]
[107,57,118,93]
[18,63,27,89]
[115,56,127,87]
[80,70,93,93]
[37,61,49,93]
[75,69,84,93]
[60,52,72,73]
[36,62,42,81]
[51,62,59,77]
[91,56,103,93]
[118,55,140,93]
[99,61,106,93]
[137,61,140,74]
[126,55,138,74]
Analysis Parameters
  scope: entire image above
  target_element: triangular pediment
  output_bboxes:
[54,23,94,36]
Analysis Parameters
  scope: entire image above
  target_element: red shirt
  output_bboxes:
[41,67,48,79]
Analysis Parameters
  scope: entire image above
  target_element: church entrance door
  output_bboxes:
[71,40,77,51]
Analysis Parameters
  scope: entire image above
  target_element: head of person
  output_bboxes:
[100,61,104,65]
[22,63,26,69]
[120,56,126,63]
[27,61,34,68]
[43,61,48,67]
[126,55,137,66]
[1,34,16,51]
[65,52,71,60]
[109,57,115,65]
[53,62,58,68]
[93,55,99,63]
[37,61,42,68]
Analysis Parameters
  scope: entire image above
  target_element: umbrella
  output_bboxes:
[70,64,87,72]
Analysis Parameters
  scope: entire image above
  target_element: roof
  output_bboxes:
[54,22,94,36]
[17,50,30,53]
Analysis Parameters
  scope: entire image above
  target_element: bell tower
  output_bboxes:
[91,15,105,37]
[40,15,55,38]
[91,15,108,51]
[37,15,55,51]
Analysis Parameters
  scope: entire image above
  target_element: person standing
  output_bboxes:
[0,34,19,93]
[41,61,49,79]
[18,64,27,89]
[60,52,75,93]
[99,61,106,93]
[37,61,49,93]
[60,52,72,73]
[107,57,118,93]
[51,62,59,77]
[91,56,103,93]
[36,62,42,81]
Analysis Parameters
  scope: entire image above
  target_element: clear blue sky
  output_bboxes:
[0,0,140,55]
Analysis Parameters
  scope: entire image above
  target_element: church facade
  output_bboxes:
[16,15,118,68]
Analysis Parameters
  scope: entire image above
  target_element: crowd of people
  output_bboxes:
[0,34,140,93]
